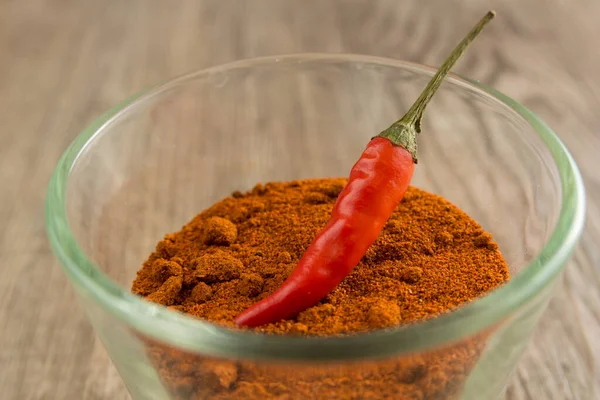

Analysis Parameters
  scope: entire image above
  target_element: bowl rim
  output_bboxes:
[45,53,586,361]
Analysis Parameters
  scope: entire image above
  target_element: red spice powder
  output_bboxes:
[132,178,509,399]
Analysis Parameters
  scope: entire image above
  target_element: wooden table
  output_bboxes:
[2,0,599,398]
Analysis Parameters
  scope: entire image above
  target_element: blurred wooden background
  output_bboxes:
[1,0,599,398]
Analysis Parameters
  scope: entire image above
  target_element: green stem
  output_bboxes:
[378,11,495,163]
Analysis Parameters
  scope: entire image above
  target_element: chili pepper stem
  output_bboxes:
[378,10,495,163]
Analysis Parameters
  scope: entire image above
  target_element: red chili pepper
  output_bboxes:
[235,11,495,328]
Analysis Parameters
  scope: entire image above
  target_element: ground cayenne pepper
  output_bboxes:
[236,11,495,327]
[132,178,509,399]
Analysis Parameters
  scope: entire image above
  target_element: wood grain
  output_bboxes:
[1,0,599,399]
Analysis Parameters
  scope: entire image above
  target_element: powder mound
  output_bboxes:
[191,252,242,283]
[297,303,336,324]
[366,298,402,327]
[473,232,498,251]
[236,273,264,297]
[289,322,309,334]
[147,276,182,306]
[304,192,330,204]
[204,217,237,246]
[276,251,292,263]
[155,235,179,258]
[135,178,508,334]
[399,266,423,284]
[151,259,183,281]
[190,282,213,303]
[435,231,454,246]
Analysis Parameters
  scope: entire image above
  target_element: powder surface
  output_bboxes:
[132,178,509,399]
[133,178,508,335]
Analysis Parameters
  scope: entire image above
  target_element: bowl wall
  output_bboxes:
[48,55,585,399]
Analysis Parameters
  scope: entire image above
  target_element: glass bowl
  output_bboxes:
[46,54,585,399]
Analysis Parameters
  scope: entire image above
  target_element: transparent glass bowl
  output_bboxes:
[46,54,585,400]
